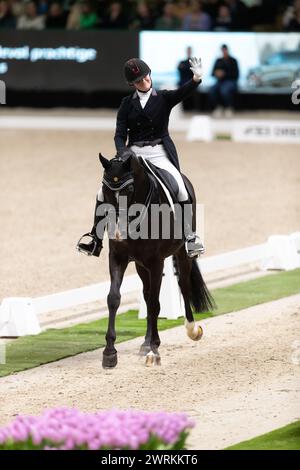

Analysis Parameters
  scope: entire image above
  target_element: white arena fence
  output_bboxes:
[0,233,299,336]
[1,112,300,144]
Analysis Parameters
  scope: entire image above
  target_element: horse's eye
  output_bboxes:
[127,185,134,192]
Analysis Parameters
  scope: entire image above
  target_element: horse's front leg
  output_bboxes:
[145,259,164,366]
[102,250,128,369]
[135,263,152,356]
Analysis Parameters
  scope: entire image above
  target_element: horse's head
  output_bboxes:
[99,153,145,207]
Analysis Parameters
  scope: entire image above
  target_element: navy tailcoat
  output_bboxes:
[114,79,201,172]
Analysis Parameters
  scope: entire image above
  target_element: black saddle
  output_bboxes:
[139,159,179,203]
[139,158,194,203]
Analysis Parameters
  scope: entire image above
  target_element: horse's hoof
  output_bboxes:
[186,321,203,341]
[139,345,151,356]
[145,352,161,367]
[193,325,203,341]
[102,352,118,369]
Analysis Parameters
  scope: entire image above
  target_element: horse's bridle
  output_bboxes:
[102,176,134,192]
[102,165,157,232]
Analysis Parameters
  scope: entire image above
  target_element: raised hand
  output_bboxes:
[189,57,203,82]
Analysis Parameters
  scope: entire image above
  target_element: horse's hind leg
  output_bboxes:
[102,251,128,369]
[135,263,151,356]
[174,249,194,322]
[175,248,203,341]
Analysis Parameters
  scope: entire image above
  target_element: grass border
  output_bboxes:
[226,421,300,450]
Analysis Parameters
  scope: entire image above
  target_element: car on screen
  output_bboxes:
[247,50,300,88]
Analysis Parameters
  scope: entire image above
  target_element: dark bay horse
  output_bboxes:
[99,153,215,368]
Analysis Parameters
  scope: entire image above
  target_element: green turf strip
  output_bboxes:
[0,268,299,378]
[226,421,300,450]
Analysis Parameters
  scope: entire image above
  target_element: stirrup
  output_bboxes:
[185,235,205,258]
[76,233,99,256]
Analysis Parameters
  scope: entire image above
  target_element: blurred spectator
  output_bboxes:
[209,44,239,118]
[0,0,16,28]
[213,3,233,31]
[46,1,67,28]
[37,0,49,15]
[259,0,282,27]
[282,0,300,31]
[66,1,81,29]
[130,1,155,30]
[182,0,211,31]
[0,0,289,31]
[10,0,24,17]
[202,0,220,17]
[78,0,98,29]
[224,0,249,30]
[102,1,128,29]
[177,46,196,110]
[17,0,45,29]
[177,45,194,86]
[242,0,261,4]
[155,2,181,30]
[173,0,190,21]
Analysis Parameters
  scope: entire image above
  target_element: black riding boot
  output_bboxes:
[76,198,105,257]
[180,199,205,258]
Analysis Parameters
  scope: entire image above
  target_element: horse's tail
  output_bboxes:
[190,259,216,313]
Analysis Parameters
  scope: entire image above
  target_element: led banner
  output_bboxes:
[140,31,300,94]
[0,31,139,92]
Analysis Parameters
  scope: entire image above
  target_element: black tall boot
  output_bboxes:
[76,198,105,257]
[180,199,205,258]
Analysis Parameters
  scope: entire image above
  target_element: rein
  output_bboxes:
[134,173,156,232]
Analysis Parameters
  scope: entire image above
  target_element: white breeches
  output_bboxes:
[97,144,188,202]
[131,144,188,201]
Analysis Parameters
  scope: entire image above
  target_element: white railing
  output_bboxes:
[200,243,267,274]
[33,242,268,316]
[33,275,142,315]
[1,234,300,335]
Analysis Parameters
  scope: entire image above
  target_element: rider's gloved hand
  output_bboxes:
[189,57,203,82]
[118,148,137,161]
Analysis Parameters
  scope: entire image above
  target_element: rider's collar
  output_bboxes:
[133,88,157,99]
[137,87,152,96]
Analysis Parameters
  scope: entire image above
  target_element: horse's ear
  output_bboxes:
[99,153,111,170]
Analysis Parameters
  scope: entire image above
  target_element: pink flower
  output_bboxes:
[0,408,194,450]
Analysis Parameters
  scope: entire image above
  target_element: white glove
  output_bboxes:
[189,57,203,81]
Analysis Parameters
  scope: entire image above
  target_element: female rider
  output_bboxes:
[77,57,205,258]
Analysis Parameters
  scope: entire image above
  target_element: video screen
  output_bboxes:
[0,31,138,92]
[140,32,300,94]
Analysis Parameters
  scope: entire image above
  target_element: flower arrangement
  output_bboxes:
[0,408,194,450]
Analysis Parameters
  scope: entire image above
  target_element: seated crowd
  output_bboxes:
[0,0,299,32]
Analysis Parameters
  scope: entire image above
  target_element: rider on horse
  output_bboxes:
[77,57,205,258]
